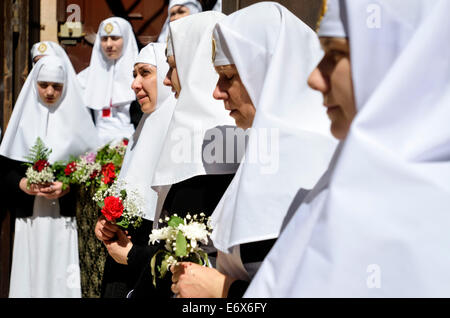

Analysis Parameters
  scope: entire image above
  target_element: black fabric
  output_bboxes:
[100,217,154,298]
[228,280,250,299]
[89,100,142,130]
[128,173,235,299]
[129,100,143,129]
[240,239,277,265]
[0,155,76,218]
[227,239,277,298]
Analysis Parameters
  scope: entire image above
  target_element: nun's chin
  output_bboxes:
[140,101,156,114]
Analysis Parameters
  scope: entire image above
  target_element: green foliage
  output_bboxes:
[175,230,187,257]
[168,216,184,228]
[23,137,52,165]
[150,250,165,287]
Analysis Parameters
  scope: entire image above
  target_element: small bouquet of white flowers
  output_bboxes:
[24,137,55,188]
[149,213,212,287]
[92,179,144,229]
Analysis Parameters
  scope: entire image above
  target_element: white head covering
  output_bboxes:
[31,41,85,94]
[152,11,236,186]
[156,0,203,43]
[209,2,337,254]
[317,0,347,38]
[83,17,138,110]
[118,43,177,221]
[31,41,58,64]
[212,0,222,12]
[245,0,450,297]
[0,55,101,163]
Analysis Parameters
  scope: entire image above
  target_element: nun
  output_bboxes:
[93,42,177,298]
[170,2,337,298]
[156,0,203,43]
[0,55,101,298]
[31,41,71,66]
[246,0,450,297]
[101,11,240,298]
[77,17,140,145]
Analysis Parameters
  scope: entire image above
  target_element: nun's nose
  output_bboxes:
[46,85,55,96]
[307,68,328,94]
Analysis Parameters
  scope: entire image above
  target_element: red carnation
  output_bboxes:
[101,163,116,185]
[101,196,124,222]
[33,159,50,172]
[64,161,77,176]
[90,170,99,180]
[122,139,129,146]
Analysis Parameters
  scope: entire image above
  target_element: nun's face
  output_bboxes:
[213,65,255,129]
[132,63,158,114]
[101,36,124,60]
[37,81,64,105]
[169,5,190,22]
[308,37,356,140]
[163,55,181,99]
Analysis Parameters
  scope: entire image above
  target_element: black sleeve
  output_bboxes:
[228,280,250,298]
[128,174,235,299]
[161,174,235,219]
[240,239,277,264]
[0,156,35,217]
[127,243,173,299]
[127,244,159,272]
[129,100,143,129]
[0,155,26,195]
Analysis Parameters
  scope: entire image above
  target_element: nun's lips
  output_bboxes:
[137,95,148,102]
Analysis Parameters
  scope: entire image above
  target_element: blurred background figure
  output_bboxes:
[77,17,138,146]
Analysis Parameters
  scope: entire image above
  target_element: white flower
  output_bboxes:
[149,227,173,245]
[25,166,55,185]
[178,222,209,244]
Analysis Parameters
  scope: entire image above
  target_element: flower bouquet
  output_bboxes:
[23,137,55,188]
[149,213,212,287]
[53,152,101,190]
[93,138,128,191]
[93,179,144,229]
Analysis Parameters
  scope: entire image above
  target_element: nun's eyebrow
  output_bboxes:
[138,65,155,73]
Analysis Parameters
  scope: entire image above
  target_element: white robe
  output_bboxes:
[9,197,81,298]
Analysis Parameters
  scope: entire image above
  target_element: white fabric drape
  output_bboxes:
[152,11,236,187]
[83,17,138,111]
[245,0,450,297]
[2,56,100,298]
[118,43,177,221]
[210,2,337,254]
[0,56,101,163]
[156,0,203,43]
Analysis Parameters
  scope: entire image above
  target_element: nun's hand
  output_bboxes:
[104,229,133,265]
[37,181,69,199]
[170,262,236,298]
[19,178,41,195]
[95,215,120,242]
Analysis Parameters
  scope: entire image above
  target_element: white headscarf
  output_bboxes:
[31,41,90,108]
[0,55,101,163]
[245,0,450,297]
[210,2,337,254]
[31,41,59,64]
[156,0,203,43]
[118,43,177,221]
[152,11,236,187]
[83,17,138,110]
